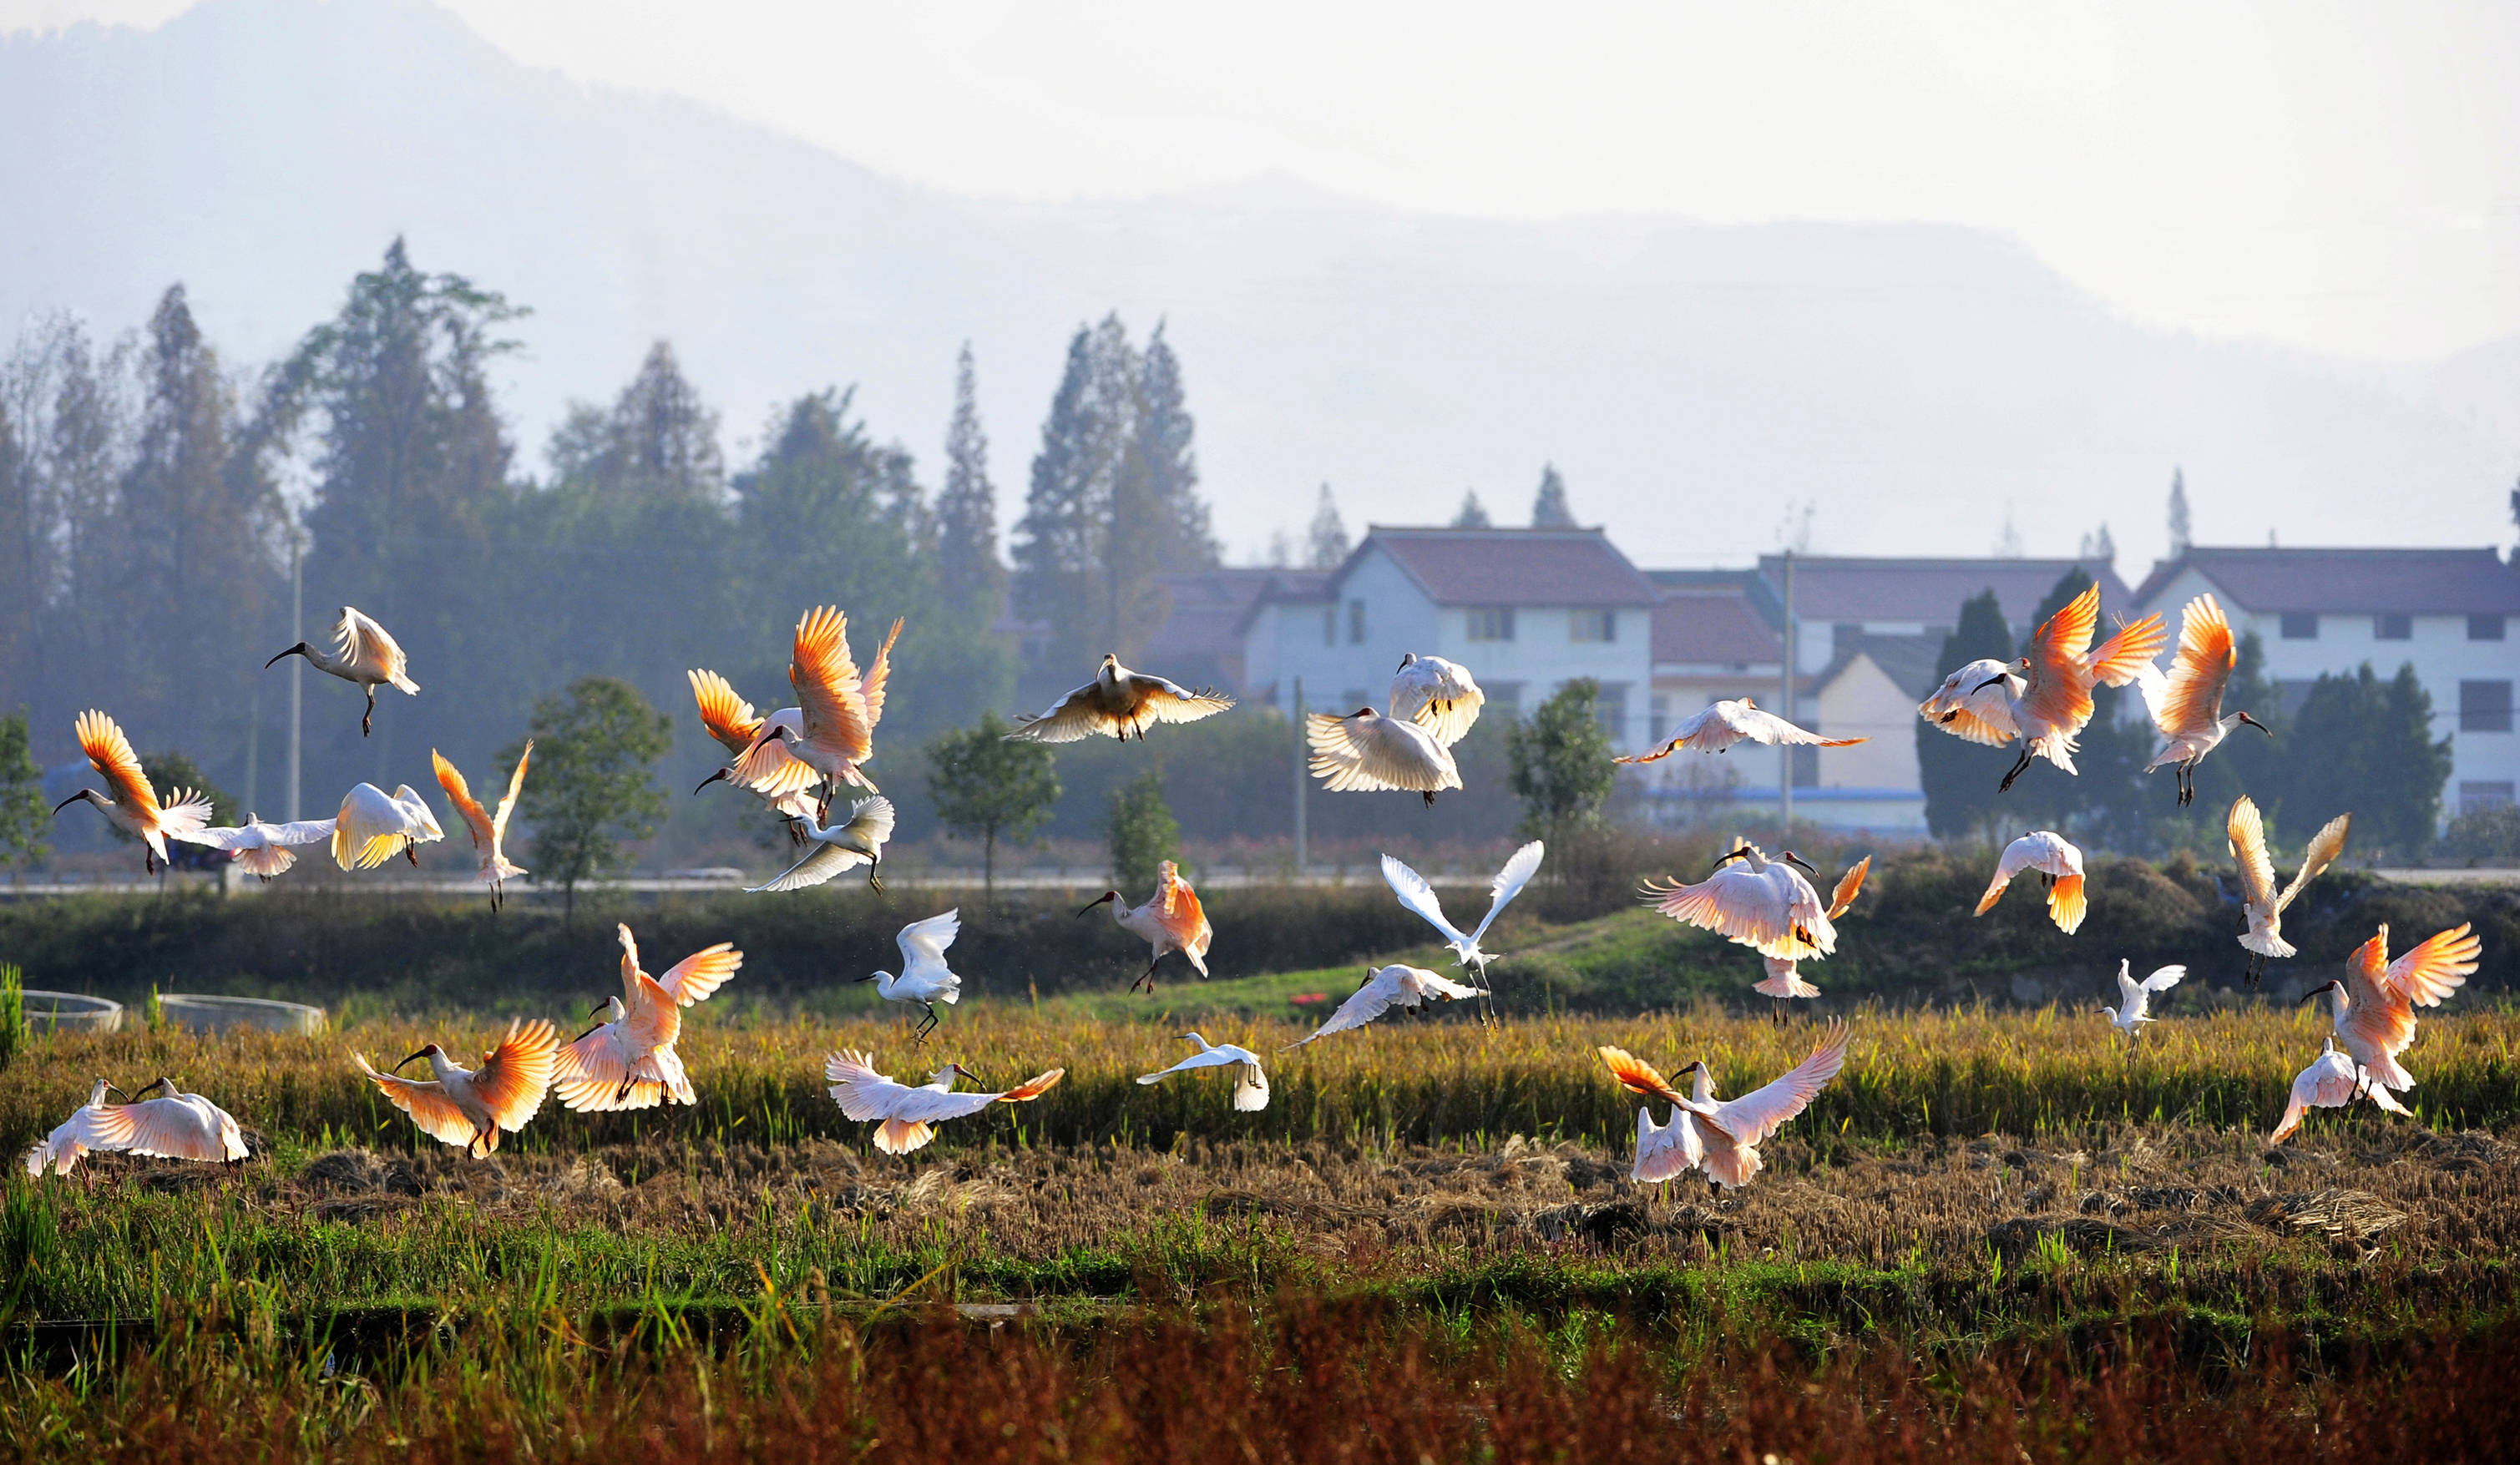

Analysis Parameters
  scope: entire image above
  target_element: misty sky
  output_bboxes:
[8,0,2519,366]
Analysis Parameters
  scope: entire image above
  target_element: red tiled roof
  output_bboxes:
[1753,555,2133,625]
[1145,568,1304,664]
[1652,592,1783,667]
[2132,547,2520,615]
[1364,527,1660,608]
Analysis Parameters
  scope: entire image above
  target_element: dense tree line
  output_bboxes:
[0,240,1222,854]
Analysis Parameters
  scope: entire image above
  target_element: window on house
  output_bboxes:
[1570,609,1616,643]
[1486,682,1523,720]
[1466,607,1516,642]
[2460,680,2512,733]
[2471,614,2507,641]
[1347,599,1366,644]
[2461,781,2516,816]
[2280,613,2318,639]
[1593,683,1628,742]
[2375,613,2412,640]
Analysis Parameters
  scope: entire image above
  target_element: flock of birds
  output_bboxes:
[23,584,2487,1189]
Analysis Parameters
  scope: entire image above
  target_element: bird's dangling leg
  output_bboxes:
[407,846,419,867]
[867,866,886,896]
[1997,747,2034,792]
[362,686,377,738]
[1421,791,1437,808]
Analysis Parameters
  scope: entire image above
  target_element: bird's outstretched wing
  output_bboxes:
[857,619,905,733]
[1154,861,1208,954]
[1723,703,1866,749]
[747,842,864,892]
[432,750,495,848]
[843,796,897,846]
[469,1019,559,1133]
[822,1049,916,1121]
[2154,595,2234,735]
[1132,674,1235,726]
[1705,1022,1850,1147]
[340,607,417,692]
[1824,856,1870,921]
[1469,841,1546,945]
[356,1057,478,1149]
[1283,969,1408,1049]
[1391,657,1484,747]
[790,606,873,757]
[1597,1045,1688,1104]
[897,910,961,972]
[2276,812,2350,913]
[492,741,532,841]
[2019,584,2101,730]
[2139,964,2186,994]
[655,943,741,1007]
[1381,855,1470,946]
[688,669,763,755]
[2384,923,2479,1008]
[2227,796,2280,912]
[1004,682,1108,743]
[1308,714,1460,793]
[74,710,162,821]
[332,784,413,870]
[1642,866,1807,957]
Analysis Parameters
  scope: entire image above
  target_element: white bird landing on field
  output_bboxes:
[357,1019,559,1157]
[1006,654,1235,743]
[553,925,742,1112]
[2099,960,2185,1037]
[2229,796,2350,987]
[1136,1032,1270,1111]
[1601,1021,1851,1189]
[1641,844,1834,962]
[823,1050,1064,1155]
[1388,653,1485,746]
[2134,594,2270,806]
[331,781,444,871]
[1281,966,1487,1051]
[1974,831,2088,934]
[687,669,817,826]
[170,812,337,881]
[743,607,900,805]
[23,1077,248,1176]
[2270,1037,2410,1144]
[1615,697,1865,764]
[1079,860,1212,993]
[1381,841,1544,983]
[266,605,417,737]
[1917,583,2167,792]
[862,909,965,1043]
[2298,922,2479,1099]
[1308,707,1462,805]
[746,796,896,893]
[433,743,531,909]
[51,710,212,874]
[1753,856,1870,1001]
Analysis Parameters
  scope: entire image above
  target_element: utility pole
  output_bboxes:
[286,536,302,822]
[1778,549,1794,838]
[1292,677,1308,880]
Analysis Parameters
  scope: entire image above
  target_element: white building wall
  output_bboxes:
[2138,568,2520,822]
[1247,543,1655,749]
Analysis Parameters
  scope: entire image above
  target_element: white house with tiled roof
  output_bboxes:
[2133,547,2520,820]
[1239,526,1660,750]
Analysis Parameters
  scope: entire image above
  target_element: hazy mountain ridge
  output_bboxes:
[3,0,2512,572]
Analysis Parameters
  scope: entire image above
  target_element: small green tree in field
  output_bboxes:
[2279,663,2452,861]
[0,963,23,1072]
[1506,679,1616,841]
[927,710,1060,899]
[1106,767,1180,892]
[0,711,48,876]
[507,676,672,917]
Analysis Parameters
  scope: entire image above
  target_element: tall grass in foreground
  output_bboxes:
[3,1295,2515,1464]
[4,1005,2514,1158]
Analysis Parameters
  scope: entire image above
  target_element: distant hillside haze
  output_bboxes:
[3,0,2513,573]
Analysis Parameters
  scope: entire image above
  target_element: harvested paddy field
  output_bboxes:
[5,1006,2518,1460]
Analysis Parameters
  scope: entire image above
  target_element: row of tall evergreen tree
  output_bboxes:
[0,240,1215,836]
